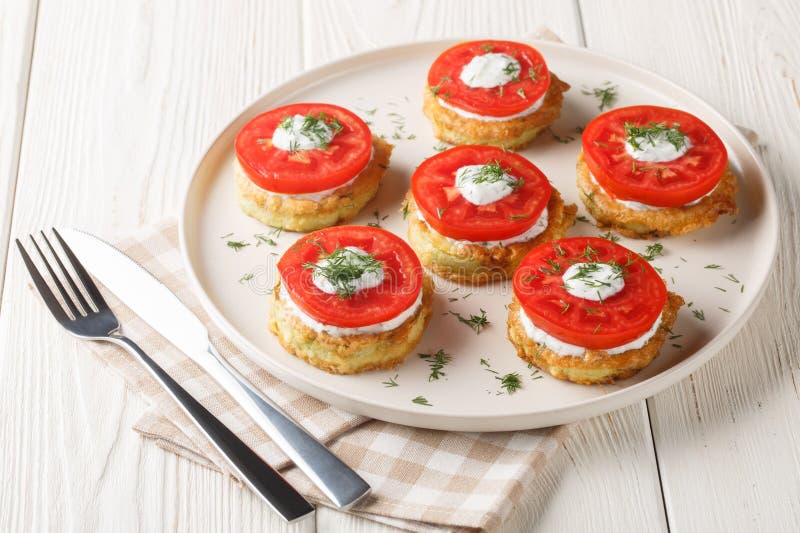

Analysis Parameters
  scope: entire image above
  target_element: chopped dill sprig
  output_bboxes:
[508,213,529,220]
[575,215,592,224]
[539,257,562,275]
[642,242,664,261]
[382,374,399,388]
[254,227,281,247]
[496,372,523,395]
[366,210,389,228]
[502,60,521,81]
[401,201,410,219]
[227,240,250,252]
[599,231,620,242]
[433,142,448,152]
[436,207,446,219]
[480,358,499,374]
[419,349,452,381]
[548,127,575,144]
[238,273,254,284]
[704,264,723,269]
[723,273,740,283]
[582,82,618,111]
[220,232,234,239]
[624,121,688,152]
[692,308,706,321]
[449,309,490,334]
[412,396,432,406]
[302,247,383,299]
[459,161,523,189]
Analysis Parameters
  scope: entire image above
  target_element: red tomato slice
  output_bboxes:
[278,226,423,328]
[235,103,372,194]
[582,105,728,207]
[411,145,551,242]
[512,237,667,350]
[427,40,551,117]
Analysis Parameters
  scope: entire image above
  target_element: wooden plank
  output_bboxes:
[301,0,585,67]
[0,0,38,299]
[0,1,304,532]
[579,0,800,531]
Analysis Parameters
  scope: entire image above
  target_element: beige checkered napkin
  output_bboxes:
[81,219,570,532]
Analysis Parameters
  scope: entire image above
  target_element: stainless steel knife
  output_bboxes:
[62,229,371,509]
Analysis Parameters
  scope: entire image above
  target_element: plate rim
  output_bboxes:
[178,38,778,431]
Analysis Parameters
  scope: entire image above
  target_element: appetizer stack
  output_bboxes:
[231,39,737,385]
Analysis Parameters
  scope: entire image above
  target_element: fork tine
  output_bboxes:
[52,228,110,312]
[30,235,83,318]
[40,230,93,313]
[16,239,71,323]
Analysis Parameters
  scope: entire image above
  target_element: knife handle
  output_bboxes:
[197,344,371,509]
[108,334,314,523]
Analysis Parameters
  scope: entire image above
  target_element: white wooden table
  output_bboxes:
[1,1,798,531]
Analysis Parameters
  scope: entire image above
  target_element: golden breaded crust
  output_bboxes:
[422,73,570,149]
[406,189,577,285]
[507,292,684,384]
[236,136,393,232]
[576,151,737,239]
[268,276,433,374]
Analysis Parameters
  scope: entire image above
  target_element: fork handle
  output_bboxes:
[107,334,314,523]
[195,344,371,509]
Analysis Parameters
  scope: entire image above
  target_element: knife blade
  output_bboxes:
[62,228,371,509]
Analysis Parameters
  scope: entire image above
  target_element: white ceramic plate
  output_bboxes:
[180,40,777,431]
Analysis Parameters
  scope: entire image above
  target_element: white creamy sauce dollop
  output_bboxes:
[310,246,384,295]
[278,285,423,338]
[518,308,663,357]
[460,53,520,88]
[625,131,692,162]
[455,164,517,205]
[561,262,625,302]
[272,114,334,152]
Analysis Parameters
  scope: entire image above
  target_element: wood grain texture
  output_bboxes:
[0,0,38,297]
[3,0,797,531]
[580,0,800,531]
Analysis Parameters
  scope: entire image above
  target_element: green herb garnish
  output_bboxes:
[548,127,575,144]
[459,161,523,189]
[382,375,399,388]
[642,242,664,261]
[599,231,620,242]
[624,121,688,152]
[412,396,432,406]
[449,309,489,334]
[496,372,523,395]
[366,210,389,228]
[502,60,521,81]
[418,349,451,381]
[582,82,618,111]
[227,240,250,252]
[302,247,383,299]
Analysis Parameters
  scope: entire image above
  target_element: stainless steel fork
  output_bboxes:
[16,229,315,523]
